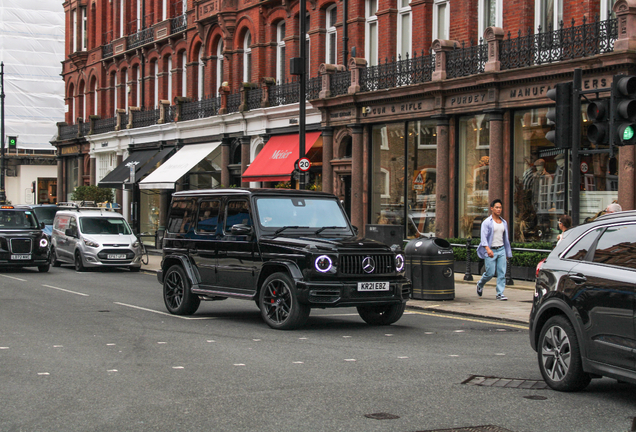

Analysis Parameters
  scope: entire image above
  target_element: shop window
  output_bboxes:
[458,115,490,238]
[187,147,222,189]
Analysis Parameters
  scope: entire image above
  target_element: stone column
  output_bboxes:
[115,153,123,207]
[77,155,84,188]
[350,124,364,231]
[89,156,96,186]
[618,145,635,210]
[486,110,504,207]
[322,127,334,194]
[431,39,458,82]
[56,157,64,203]
[221,138,231,187]
[433,115,449,239]
[614,0,636,52]
[319,63,338,99]
[240,136,251,188]
[348,57,367,94]
[484,27,504,72]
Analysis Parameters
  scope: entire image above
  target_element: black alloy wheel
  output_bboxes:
[259,272,309,330]
[163,265,200,315]
[356,303,406,326]
[538,315,591,392]
[74,251,86,272]
[51,248,61,267]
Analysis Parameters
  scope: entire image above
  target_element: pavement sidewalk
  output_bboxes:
[141,252,534,325]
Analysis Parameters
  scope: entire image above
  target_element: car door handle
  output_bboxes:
[569,274,587,284]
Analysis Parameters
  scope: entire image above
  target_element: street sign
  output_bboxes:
[298,157,311,172]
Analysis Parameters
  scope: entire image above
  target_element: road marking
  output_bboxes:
[113,302,217,319]
[453,330,465,333]
[107,369,118,372]
[1,274,27,282]
[407,310,528,330]
[385,334,393,337]
[234,364,245,366]
[344,359,356,362]
[398,356,409,359]
[37,372,50,376]
[42,284,89,297]
[0,347,9,350]
[293,361,304,364]
[172,366,184,369]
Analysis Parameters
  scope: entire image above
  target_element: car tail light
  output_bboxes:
[536,258,547,278]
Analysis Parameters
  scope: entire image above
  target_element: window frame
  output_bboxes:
[81,7,88,51]
[276,21,286,83]
[326,5,338,64]
[433,0,450,41]
[243,30,252,83]
[365,0,378,66]
[216,40,224,96]
[478,0,502,39]
[534,0,562,32]
[397,0,412,58]
[600,0,618,20]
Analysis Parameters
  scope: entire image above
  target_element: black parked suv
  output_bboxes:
[530,210,636,391]
[158,189,410,329]
[0,205,51,272]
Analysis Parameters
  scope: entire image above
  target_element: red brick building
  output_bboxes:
[55,0,636,248]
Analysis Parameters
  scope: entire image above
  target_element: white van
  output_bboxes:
[51,203,143,272]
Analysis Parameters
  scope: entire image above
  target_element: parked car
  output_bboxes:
[0,205,50,272]
[28,204,60,236]
[158,188,411,330]
[51,203,143,272]
[529,210,636,391]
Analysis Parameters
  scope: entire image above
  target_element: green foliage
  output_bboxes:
[71,185,114,203]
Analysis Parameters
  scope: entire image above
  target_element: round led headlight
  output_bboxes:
[315,255,333,273]
[395,253,405,272]
[39,238,48,248]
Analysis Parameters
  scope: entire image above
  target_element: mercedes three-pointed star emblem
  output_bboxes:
[362,256,376,274]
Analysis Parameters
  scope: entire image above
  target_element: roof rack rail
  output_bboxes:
[56,201,120,211]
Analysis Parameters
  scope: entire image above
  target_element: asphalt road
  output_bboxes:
[0,266,634,432]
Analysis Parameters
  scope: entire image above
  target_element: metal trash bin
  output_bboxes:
[405,237,455,300]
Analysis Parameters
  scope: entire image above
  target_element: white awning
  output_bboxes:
[139,142,221,189]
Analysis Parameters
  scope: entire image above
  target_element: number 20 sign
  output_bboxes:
[298,157,311,172]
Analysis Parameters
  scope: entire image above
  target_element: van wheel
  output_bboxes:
[74,251,86,272]
[259,272,309,330]
[538,315,591,392]
[357,303,406,326]
[51,248,61,267]
[163,265,200,315]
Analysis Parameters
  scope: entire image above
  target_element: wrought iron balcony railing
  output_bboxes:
[269,79,300,106]
[181,96,220,121]
[330,70,351,97]
[246,88,263,111]
[132,107,160,128]
[93,116,117,135]
[306,76,322,100]
[499,16,618,71]
[171,14,187,34]
[127,28,154,50]
[360,51,435,92]
[447,40,488,79]
[226,91,241,113]
[59,124,79,140]
[102,42,113,58]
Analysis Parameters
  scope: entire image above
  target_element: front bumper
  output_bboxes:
[296,278,411,307]
[0,251,50,267]
[81,250,142,268]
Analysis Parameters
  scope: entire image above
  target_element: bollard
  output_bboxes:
[463,237,473,281]
[505,257,514,285]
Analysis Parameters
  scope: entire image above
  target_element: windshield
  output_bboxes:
[255,197,350,233]
[79,217,132,235]
[32,207,58,225]
[0,210,39,229]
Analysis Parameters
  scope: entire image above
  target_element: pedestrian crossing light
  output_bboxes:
[587,99,610,145]
[546,82,573,149]
[611,75,636,146]
[7,136,17,148]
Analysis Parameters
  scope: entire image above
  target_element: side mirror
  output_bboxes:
[231,224,253,236]
[352,226,359,235]
[40,222,45,229]
[65,228,76,238]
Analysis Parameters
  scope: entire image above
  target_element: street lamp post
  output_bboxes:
[0,62,6,204]
[298,0,307,190]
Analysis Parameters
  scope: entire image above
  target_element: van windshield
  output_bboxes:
[255,197,351,233]
[80,217,132,235]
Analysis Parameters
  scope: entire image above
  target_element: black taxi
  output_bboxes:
[0,205,51,272]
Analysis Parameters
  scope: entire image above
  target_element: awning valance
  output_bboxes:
[138,142,222,189]
[98,149,161,188]
[241,132,322,182]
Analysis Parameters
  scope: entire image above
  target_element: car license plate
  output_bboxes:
[107,254,127,260]
[357,282,389,291]
[11,254,31,260]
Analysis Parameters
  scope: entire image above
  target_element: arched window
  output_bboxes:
[182,51,187,97]
[326,5,337,64]
[365,0,378,66]
[216,40,224,96]
[243,30,252,82]
[197,45,204,100]
[397,0,411,58]
[154,61,159,107]
[276,22,286,83]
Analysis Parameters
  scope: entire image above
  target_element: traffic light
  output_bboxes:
[587,98,610,145]
[7,136,17,148]
[546,82,573,149]
[611,75,636,146]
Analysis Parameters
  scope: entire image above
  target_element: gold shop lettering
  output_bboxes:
[450,94,487,105]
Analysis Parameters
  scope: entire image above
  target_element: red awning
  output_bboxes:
[242,132,322,182]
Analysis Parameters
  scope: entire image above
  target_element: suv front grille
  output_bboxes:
[339,254,394,275]
[10,238,32,254]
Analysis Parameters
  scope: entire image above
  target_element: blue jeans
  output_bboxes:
[477,246,507,296]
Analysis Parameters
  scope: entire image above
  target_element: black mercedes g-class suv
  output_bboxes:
[158,189,410,329]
